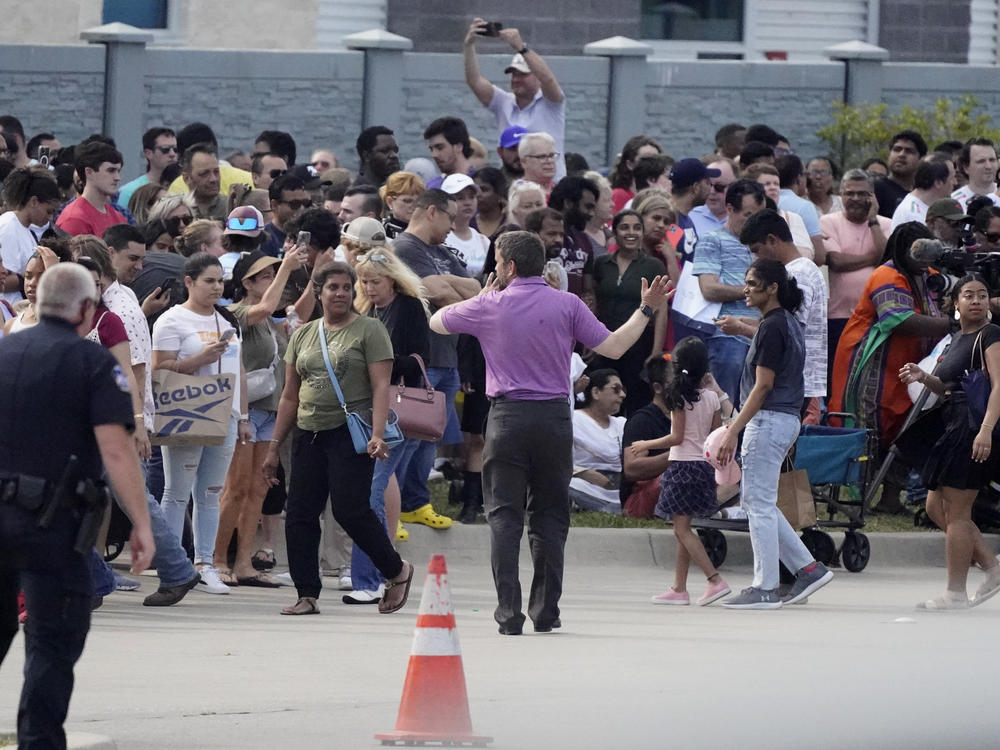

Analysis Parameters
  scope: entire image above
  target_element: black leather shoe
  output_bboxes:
[498,622,523,635]
[143,574,200,607]
[533,618,561,633]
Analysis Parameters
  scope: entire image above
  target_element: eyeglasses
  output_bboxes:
[808,169,832,177]
[359,252,389,265]
[268,169,287,180]
[155,145,178,154]
[164,215,194,234]
[523,152,559,161]
[278,199,312,210]
[986,232,1000,243]
[228,216,260,231]
[711,182,730,194]
[606,384,626,394]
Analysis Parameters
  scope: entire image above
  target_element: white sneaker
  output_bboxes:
[338,568,353,591]
[196,567,231,595]
[273,571,295,587]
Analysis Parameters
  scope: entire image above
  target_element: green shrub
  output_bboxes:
[816,94,1000,168]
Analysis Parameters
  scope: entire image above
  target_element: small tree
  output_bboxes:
[816,94,1000,169]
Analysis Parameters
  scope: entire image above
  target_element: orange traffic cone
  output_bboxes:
[375,554,492,747]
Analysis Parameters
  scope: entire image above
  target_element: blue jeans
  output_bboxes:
[142,464,197,587]
[705,333,750,404]
[399,367,461,513]
[160,417,238,565]
[351,437,421,591]
[741,409,813,590]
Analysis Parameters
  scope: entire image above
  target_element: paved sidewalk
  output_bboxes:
[2,533,999,749]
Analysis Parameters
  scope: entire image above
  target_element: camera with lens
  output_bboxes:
[918,237,1000,297]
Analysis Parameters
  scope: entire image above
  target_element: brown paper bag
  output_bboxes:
[776,469,816,530]
[150,369,235,446]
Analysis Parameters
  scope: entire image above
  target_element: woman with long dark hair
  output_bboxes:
[829,222,951,448]
[152,253,251,595]
[0,168,61,302]
[900,274,1000,609]
[716,259,832,609]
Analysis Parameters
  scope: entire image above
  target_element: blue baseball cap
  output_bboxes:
[499,126,528,149]
[669,158,721,190]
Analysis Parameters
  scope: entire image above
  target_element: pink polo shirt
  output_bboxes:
[819,211,892,319]
[439,276,610,400]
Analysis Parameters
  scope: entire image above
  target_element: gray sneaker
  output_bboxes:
[721,587,783,610]
[782,562,834,605]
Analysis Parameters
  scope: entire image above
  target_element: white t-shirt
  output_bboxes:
[104,281,155,429]
[785,256,829,398]
[891,192,929,230]
[487,86,566,181]
[952,184,1000,210]
[779,210,814,259]
[0,211,39,305]
[445,229,490,277]
[572,410,626,472]
[152,305,243,418]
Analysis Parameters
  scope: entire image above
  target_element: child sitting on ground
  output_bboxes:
[629,337,731,606]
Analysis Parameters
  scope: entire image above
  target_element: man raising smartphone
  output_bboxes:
[462,17,567,181]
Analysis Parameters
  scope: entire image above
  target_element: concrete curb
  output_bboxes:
[394,524,972,571]
[0,733,115,749]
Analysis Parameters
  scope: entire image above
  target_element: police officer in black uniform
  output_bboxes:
[0,263,154,750]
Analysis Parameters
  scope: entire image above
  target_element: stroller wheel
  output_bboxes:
[697,529,728,568]
[800,529,836,566]
[841,532,871,572]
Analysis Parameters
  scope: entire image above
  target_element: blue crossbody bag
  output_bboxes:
[317,320,404,453]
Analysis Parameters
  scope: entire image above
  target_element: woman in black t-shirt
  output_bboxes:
[716,258,832,610]
[900,274,1000,610]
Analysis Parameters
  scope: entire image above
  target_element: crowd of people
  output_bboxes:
[2,18,1000,643]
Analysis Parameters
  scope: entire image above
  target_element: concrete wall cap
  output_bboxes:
[80,22,154,44]
[824,40,889,61]
[343,29,413,51]
[584,36,652,57]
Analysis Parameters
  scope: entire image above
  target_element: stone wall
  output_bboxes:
[6,42,1000,179]
[0,45,105,146]
[644,61,844,159]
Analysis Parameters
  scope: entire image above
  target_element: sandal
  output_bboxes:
[216,568,239,586]
[280,596,320,615]
[398,504,453,530]
[237,572,281,588]
[252,548,276,571]
[379,561,414,614]
[916,592,969,611]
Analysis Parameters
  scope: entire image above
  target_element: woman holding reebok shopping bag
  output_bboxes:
[152,253,251,595]
[263,261,413,616]
[715,258,833,609]
[900,274,1000,610]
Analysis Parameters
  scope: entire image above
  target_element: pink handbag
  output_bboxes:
[393,354,447,442]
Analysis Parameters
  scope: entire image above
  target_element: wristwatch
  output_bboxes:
[639,304,654,319]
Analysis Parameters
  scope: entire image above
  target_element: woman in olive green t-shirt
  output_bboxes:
[263,262,413,616]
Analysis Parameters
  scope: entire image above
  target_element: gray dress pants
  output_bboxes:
[483,398,572,630]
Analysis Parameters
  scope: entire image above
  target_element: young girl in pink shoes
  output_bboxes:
[629,337,731,606]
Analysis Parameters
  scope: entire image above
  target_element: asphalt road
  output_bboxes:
[2,539,998,750]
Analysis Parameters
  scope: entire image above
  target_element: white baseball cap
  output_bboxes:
[440,173,478,195]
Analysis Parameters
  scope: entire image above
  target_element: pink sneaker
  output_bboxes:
[651,588,690,605]
[697,577,731,606]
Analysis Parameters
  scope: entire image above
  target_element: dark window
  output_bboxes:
[103,0,168,29]
[641,0,744,42]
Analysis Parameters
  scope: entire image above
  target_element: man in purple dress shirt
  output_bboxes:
[431,231,673,635]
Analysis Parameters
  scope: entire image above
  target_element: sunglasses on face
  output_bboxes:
[279,199,312,210]
[606,384,626,394]
[228,216,260,231]
[986,232,1000,243]
[155,145,178,154]
[711,182,729,193]
[268,169,287,180]
[164,215,194,234]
